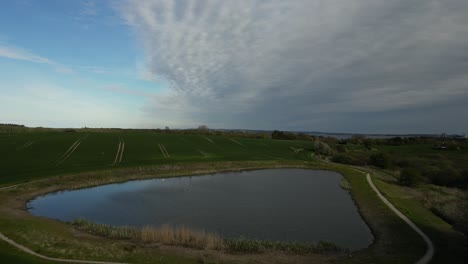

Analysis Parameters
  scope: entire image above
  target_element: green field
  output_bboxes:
[0,131,313,187]
[1,130,467,264]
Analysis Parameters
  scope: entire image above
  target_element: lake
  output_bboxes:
[28,169,373,250]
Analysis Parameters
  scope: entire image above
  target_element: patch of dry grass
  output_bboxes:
[73,219,224,250]
[142,225,224,250]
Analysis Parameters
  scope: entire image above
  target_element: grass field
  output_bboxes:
[1,130,467,263]
[0,131,313,187]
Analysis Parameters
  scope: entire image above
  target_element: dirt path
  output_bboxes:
[54,135,88,167]
[0,232,130,264]
[365,173,434,264]
[316,156,434,264]
[16,141,34,151]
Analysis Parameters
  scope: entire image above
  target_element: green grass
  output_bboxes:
[373,177,468,263]
[0,240,53,264]
[0,131,315,187]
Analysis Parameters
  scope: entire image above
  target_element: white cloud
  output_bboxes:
[119,0,468,132]
[0,45,74,73]
[0,45,53,64]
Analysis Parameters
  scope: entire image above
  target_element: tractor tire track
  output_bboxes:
[158,144,170,158]
[54,134,88,167]
[118,142,125,163]
[16,141,34,151]
[198,149,209,157]
[229,138,246,147]
[112,137,124,165]
[202,136,214,143]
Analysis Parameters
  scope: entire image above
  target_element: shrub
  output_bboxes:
[271,130,296,140]
[331,154,367,166]
[335,144,347,153]
[369,152,391,169]
[314,141,336,156]
[399,168,423,186]
[458,171,468,189]
[425,166,462,187]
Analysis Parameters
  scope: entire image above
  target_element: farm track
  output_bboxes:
[158,143,170,158]
[229,138,246,147]
[16,141,34,151]
[112,137,125,166]
[53,134,89,167]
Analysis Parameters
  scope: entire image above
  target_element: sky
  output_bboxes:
[0,0,467,134]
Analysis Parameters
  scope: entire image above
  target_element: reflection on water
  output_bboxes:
[28,169,373,250]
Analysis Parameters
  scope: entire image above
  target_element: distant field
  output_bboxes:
[0,131,314,186]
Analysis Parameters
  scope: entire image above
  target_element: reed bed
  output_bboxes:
[141,225,224,249]
[72,219,344,254]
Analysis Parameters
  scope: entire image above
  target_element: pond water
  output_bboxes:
[28,169,373,250]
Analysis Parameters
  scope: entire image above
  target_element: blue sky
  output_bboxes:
[1,0,467,133]
[0,0,164,128]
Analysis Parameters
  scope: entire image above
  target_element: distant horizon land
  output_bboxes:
[1,123,465,138]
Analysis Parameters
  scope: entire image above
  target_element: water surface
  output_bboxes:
[28,169,373,250]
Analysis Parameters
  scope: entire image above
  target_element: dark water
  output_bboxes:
[28,169,373,250]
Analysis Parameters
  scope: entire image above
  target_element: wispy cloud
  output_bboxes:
[119,0,468,132]
[0,44,134,76]
[0,45,73,73]
[103,85,156,97]
[0,45,53,64]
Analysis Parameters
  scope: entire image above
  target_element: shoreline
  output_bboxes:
[0,160,425,263]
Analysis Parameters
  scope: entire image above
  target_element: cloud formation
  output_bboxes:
[0,45,73,73]
[120,0,468,132]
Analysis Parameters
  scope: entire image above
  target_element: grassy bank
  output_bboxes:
[0,159,435,264]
